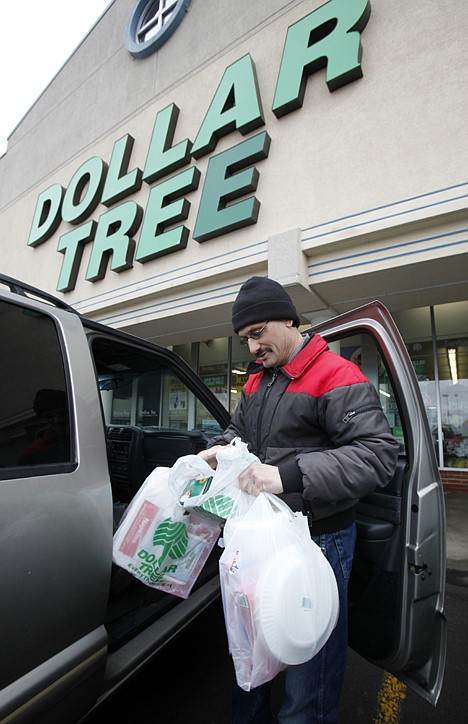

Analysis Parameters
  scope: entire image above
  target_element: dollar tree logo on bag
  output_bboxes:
[200,493,234,520]
[136,517,189,583]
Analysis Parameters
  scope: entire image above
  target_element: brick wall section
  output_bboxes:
[441,469,468,493]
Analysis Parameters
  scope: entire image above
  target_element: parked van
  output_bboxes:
[0,274,446,722]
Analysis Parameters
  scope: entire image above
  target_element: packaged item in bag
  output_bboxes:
[168,437,257,522]
[219,493,339,690]
[171,456,216,507]
[112,466,221,599]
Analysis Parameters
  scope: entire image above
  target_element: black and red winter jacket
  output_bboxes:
[209,333,399,533]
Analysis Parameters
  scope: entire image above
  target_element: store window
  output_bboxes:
[394,301,468,470]
[198,337,229,402]
[93,337,224,435]
[434,303,468,469]
[103,366,195,430]
[230,334,251,413]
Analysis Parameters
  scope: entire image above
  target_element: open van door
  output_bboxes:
[310,301,446,705]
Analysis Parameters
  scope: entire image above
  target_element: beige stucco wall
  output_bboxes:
[0,0,467,346]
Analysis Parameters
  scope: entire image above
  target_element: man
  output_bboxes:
[199,276,399,723]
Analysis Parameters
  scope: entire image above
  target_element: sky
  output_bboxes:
[0,1,113,155]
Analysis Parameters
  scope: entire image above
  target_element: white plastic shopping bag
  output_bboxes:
[219,493,339,691]
[168,437,257,521]
[112,466,221,599]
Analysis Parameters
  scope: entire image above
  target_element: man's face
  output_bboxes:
[238,320,297,367]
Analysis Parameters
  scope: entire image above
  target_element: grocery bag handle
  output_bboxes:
[254,490,297,521]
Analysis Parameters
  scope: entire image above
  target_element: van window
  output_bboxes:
[91,337,224,436]
[0,301,72,474]
[327,331,406,455]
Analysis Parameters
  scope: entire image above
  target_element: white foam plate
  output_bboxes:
[257,545,339,665]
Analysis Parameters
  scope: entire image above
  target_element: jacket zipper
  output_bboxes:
[342,404,382,423]
[267,372,278,388]
[257,371,279,452]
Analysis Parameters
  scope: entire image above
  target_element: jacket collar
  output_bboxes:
[247,333,329,378]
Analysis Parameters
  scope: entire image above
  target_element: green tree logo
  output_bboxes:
[153,517,189,570]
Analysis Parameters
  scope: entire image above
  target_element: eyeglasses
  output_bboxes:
[239,322,269,346]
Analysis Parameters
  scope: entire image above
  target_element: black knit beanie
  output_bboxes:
[232,276,300,333]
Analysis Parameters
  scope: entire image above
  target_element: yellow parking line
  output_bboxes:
[373,672,407,723]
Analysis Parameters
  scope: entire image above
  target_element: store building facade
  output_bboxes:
[1,0,467,487]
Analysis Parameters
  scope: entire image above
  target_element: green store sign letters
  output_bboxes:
[27,0,371,292]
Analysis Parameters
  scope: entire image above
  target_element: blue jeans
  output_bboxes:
[231,523,357,724]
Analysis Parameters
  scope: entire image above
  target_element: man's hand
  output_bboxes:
[197,444,227,469]
[238,463,283,496]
